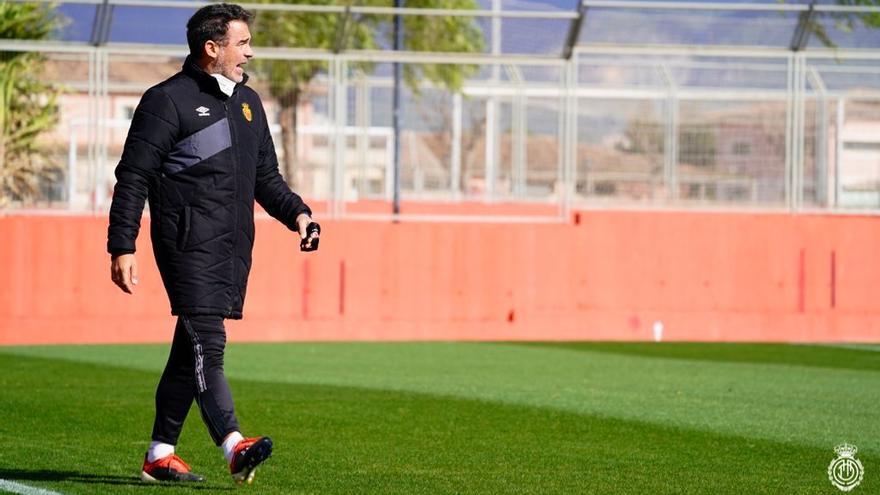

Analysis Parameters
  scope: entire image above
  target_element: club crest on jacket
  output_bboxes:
[242,103,252,122]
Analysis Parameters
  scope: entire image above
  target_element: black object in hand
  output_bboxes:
[300,222,321,252]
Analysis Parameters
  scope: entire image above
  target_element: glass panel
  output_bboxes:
[518,64,563,84]
[255,62,331,204]
[807,12,880,50]
[580,8,801,47]
[501,18,570,55]
[678,100,787,205]
[524,97,562,199]
[668,58,789,90]
[835,99,880,209]
[0,51,89,207]
[577,55,790,91]
[462,93,489,198]
[578,58,666,88]
[811,61,880,92]
[478,0,571,12]
[575,99,666,203]
[802,98,832,207]
[107,6,193,45]
[55,4,97,42]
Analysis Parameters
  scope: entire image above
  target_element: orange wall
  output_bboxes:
[1,210,879,345]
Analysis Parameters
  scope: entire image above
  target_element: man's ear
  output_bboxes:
[204,40,220,60]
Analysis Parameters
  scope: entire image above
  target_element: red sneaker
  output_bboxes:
[229,436,273,485]
[140,452,205,482]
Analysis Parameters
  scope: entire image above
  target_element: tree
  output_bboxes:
[250,0,484,185]
[617,117,663,156]
[0,2,62,206]
[806,0,880,47]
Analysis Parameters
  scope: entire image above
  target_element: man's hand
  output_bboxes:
[296,213,320,252]
[110,253,139,294]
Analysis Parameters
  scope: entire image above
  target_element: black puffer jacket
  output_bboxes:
[107,57,311,319]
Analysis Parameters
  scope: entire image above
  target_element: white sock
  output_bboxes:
[147,441,175,463]
[222,431,244,463]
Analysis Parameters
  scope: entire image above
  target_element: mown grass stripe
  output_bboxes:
[1,343,876,455]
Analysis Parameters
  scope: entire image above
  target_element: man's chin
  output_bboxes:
[225,70,244,83]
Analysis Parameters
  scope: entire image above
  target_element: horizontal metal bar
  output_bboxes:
[579,1,879,15]
[823,90,880,99]
[4,0,104,4]
[465,85,795,100]
[578,44,880,60]
[201,46,565,65]
[0,40,567,64]
[12,0,878,15]
[805,50,880,61]
[578,58,788,72]
[235,46,335,61]
[3,41,877,68]
[809,64,880,75]
[98,44,345,62]
[54,74,812,101]
[337,49,566,66]
[0,39,95,53]
[100,42,186,57]
[577,45,880,62]
[340,6,577,19]
[6,0,577,19]
[581,1,807,13]
[574,44,792,59]
[116,0,341,12]
[814,5,880,14]
[465,85,664,99]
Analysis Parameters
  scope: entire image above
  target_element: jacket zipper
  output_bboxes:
[225,99,240,314]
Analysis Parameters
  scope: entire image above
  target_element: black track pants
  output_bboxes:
[151,314,240,446]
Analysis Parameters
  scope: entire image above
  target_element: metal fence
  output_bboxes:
[1,0,879,220]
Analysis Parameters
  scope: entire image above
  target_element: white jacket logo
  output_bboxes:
[195,106,210,117]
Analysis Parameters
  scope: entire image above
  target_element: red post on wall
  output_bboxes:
[339,260,346,316]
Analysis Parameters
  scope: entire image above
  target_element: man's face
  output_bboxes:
[205,20,253,83]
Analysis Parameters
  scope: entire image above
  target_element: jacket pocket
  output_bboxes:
[176,206,192,251]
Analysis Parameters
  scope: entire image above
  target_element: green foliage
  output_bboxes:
[251,0,484,98]
[0,1,57,39]
[248,1,484,179]
[0,2,63,206]
[250,0,375,104]
[397,0,486,94]
[620,117,716,167]
[807,0,880,48]
[618,117,663,155]
[832,0,880,28]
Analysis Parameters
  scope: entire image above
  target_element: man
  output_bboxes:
[107,3,319,485]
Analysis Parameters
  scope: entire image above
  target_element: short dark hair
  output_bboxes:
[186,3,253,57]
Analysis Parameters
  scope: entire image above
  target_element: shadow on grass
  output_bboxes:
[0,468,232,490]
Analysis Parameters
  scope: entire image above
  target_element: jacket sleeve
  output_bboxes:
[254,103,312,233]
[106,87,179,256]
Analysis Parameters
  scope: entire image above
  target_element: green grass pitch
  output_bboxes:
[0,342,877,494]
